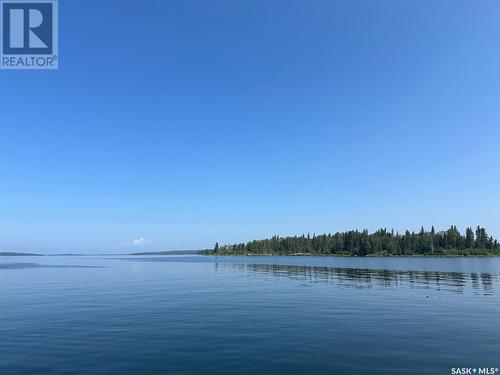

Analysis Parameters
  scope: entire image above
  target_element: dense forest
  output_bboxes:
[209,226,500,256]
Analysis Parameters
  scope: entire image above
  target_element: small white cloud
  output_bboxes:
[133,237,144,246]
[111,237,152,248]
[132,237,151,246]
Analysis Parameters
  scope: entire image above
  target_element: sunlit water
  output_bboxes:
[1,256,499,374]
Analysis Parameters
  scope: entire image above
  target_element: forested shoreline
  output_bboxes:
[208,226,500,256]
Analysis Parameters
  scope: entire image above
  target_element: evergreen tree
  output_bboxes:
[465,227,474,248]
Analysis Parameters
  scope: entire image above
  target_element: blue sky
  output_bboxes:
[1,0,499,253]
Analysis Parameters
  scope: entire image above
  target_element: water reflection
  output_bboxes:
[218,263,496,295]
[0,262,104,270]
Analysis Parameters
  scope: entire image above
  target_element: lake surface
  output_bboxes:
[1,255,499,374]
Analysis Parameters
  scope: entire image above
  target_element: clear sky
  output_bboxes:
[0,0,499,253]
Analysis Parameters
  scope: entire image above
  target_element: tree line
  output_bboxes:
[209,226,500,256]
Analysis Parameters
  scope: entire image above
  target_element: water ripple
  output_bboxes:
[219,263,496,295]
[0,262,105,270]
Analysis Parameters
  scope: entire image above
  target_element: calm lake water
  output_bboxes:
[1,255,499,374]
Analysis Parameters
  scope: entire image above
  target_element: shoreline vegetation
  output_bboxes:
[0,252,43,256]
[131,250,201,256]
[205,226,500,257]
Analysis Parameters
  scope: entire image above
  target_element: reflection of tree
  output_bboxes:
[480,273,493,294]
[217,263,496,295]
[471,272,480,293]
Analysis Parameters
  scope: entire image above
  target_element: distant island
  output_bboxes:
[0,252,42,256]
[207,226,500,256]
[131,250,203,256]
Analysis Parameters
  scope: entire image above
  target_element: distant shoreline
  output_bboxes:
[0,252,43,256]
[131,250,202,256]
